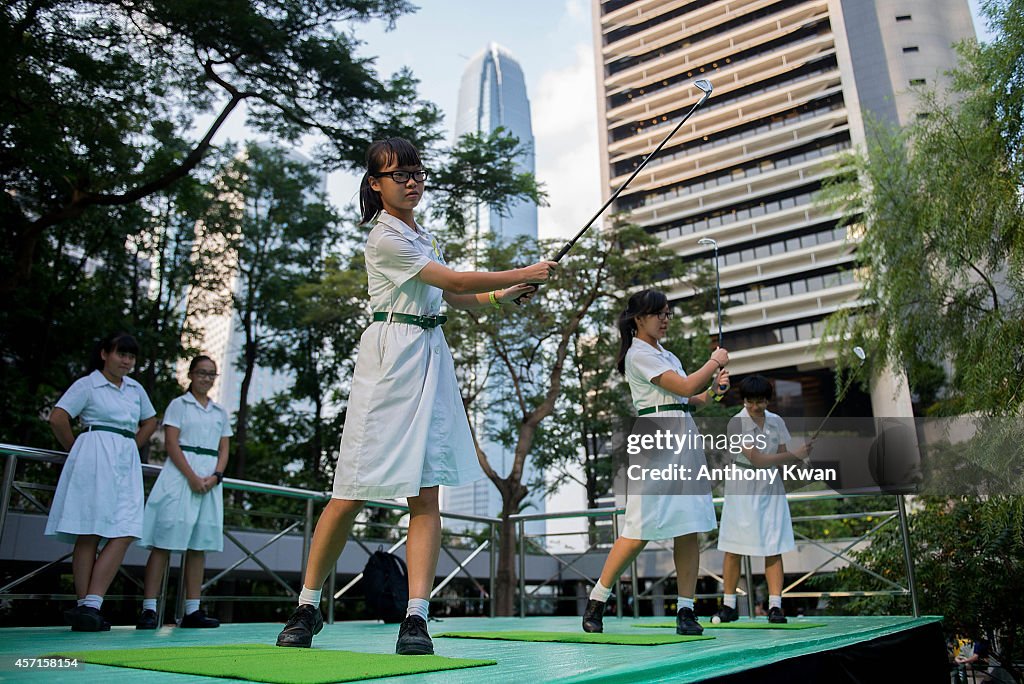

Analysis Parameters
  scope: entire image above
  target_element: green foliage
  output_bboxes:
[832,496,1024,677]
[820,0,1024,415]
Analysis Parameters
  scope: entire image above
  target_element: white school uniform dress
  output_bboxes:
[332,210,482,500]
[45,370,156,543]
[622,338,717,540]
[717,408,795,556]
[140,393,232,552]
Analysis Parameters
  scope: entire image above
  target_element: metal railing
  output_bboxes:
[1,442,919,624]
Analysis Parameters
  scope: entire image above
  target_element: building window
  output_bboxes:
[903,46,920,53]
[896,14,912,21]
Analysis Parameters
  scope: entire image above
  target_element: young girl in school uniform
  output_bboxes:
[714,375,811,624]
[137,355,230,630]
[47,332,158,631]
[275,137,555,655]
[581,290,729,636]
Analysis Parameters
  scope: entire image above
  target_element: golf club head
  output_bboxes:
[853,346,866,361]
[694,79,713,95]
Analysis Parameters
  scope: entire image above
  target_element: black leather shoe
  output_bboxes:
[582,599,606,633]
[65,605,107,632]
[768,606,788,624]
[395,615,434,655]
[712,604,739,623]
[275,604,324,648]
[136,609,158,630]
[180,608,220,628]
[676,607,704,635]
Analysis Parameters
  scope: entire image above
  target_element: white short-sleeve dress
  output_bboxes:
[717,408,795,556]
[45,370,156,543]
[140,392,232,551]
[622,338,717,540]
[332,210,483,500]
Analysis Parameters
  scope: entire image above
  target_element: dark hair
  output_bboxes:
[90,332,140,371]
[615,289,669,374]
[186,355,216,393]
[739,374,775,401]
[358,138,423,225]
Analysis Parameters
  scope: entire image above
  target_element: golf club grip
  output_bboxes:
[512,241,573,305]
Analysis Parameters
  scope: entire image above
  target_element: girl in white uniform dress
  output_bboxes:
[138,355,230,629]
[276,138,555,655]
[47,332,158,631]
[714,375,811,624]
[581,290,730,636]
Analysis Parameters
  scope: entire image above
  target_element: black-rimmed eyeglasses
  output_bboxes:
[375,170,428,183]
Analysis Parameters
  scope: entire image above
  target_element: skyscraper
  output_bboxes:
[446,43,544,529]
[591,0,974,415]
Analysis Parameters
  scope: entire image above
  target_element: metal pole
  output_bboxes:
[175,551,187,623]
[518,519,527,618]
[630,557,640,619]
[0,455,18,551]
[896,495,920,617]
[743,555,756,618]
[714,244,722,346]
[301,499,313,582]
[327,566,336,624]
[156,552,170,627]
[489,522,496,618]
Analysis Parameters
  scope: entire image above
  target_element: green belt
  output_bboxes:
[85,424,135,439]
[180,444,218,457]
[637,403,693,416]
[372,311,448,329]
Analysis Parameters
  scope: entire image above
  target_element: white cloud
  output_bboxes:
[532,42,602,241]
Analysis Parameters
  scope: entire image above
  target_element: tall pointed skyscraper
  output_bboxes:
[455,42,538,241]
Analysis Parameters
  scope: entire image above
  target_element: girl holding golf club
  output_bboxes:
[714,375,812,625]
[275,137,555,656]
[582,289,729,636]
[46,332,158,632]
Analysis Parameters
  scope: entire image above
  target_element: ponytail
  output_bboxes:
[615,289,668,374]
[358,137,424,225]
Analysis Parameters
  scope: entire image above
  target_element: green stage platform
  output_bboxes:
[0,615,944,683]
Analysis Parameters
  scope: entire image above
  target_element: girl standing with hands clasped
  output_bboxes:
[581,290,729,636]
[137,355,230,630]
[46,332,158,632]
[275,137,555,655]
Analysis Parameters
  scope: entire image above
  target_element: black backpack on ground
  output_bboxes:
[362,547,409,623]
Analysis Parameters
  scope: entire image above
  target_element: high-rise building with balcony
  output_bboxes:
[591,0,974,416]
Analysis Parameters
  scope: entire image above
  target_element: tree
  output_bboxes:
[441,219,696,615]
[1,0,439,298]
[820,0,1024,415]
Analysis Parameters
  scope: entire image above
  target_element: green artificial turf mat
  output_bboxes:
[47,644,496,683]
[632,620,825,630]
[436,631,713,645]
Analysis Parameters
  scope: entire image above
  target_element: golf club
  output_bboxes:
[697,237,728,399]
[810,345,867,441]
[514,79,714,304]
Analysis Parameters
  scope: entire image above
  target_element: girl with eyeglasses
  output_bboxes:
[276,137,556,655]
[713,374,811,625]
[46,332,158,631]
[137,355,230,630]
[582,289,730,636]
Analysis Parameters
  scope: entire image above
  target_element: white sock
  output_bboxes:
[83,594,103,610]
[77,598,87,607]
[589,581,612,603]
[677,596,694,611]
[723,594,737,609]
[406,598,429,621]
[298,586,322,607]
[769,595,782,610]
[184,599,200,615]
[142,598,157,612]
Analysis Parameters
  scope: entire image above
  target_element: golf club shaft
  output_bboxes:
[514,85,713,304]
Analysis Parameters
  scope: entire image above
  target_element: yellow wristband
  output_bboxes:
[488,291,501,309]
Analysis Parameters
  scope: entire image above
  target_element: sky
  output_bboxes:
[209,0,995,242]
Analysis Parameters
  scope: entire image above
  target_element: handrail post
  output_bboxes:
[743,555,755,618]
[612,511,623,618]
[896,495,920,617]
[0,455,18,551]
[301,499,314,582]
[518,518,526,617]
[489,521,496,618]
